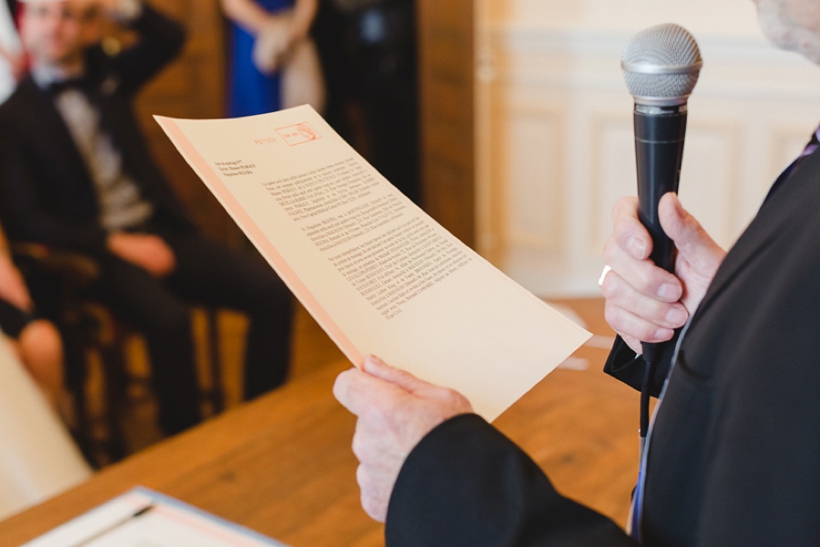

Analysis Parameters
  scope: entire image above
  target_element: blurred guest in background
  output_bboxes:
[221,0,324,116]
[0,0,295,436]
[0,226,64,409]
[0,0,23,103]
[312,0,419,204]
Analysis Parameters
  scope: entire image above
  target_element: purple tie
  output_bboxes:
[765,125,820,204]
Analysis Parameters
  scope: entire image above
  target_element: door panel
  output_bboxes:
[418,0,475,247]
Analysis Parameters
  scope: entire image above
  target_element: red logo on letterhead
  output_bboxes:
[276,123,322,146]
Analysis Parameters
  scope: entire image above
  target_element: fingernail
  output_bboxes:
[665,307,687,326]
[672,194,684,215]
[628,237,647,258]
[657,283,680,301]
[655,328,674,341]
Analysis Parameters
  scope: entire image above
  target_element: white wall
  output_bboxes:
[476,0,820,297]
[487,0,760,35]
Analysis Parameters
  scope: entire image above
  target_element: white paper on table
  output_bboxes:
[156,106,591,421]
[22,487,289,547]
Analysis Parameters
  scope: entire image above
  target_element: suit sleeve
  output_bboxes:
[106,3,187,95]
[0,129,108,255]
[385,414,635,547]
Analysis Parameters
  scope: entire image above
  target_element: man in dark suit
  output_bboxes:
[0,0,294,436]
[333,0,820,544]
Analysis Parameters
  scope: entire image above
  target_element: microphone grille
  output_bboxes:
[622,23,702,101]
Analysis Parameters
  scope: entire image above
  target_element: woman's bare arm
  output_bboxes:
[221,0,317,42]
[220,0,277,34]
[289,0,318,42]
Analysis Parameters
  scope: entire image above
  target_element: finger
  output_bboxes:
[333,367,407,416]
[159,241,176,273]
[17,291,34,312]
[351,419,372,462]
[3,291,30,312]
[159,252,176,277]
[659,193,724,269]
[0,277,33,311]
[621,332,644,354]
[362,355,473,412]
[361,355,433,394]
[361,356,468,407]
[604,300,675,344]
[357,464,392,522]
[333,368,372,416]
[361,493,388,523]
[604,236,683,303]
[600,270,688,329]
[612,196,651,260]
[351,417,408,463]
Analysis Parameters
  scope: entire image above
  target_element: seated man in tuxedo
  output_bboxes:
[333,0,820,545]
[0,0,294,436]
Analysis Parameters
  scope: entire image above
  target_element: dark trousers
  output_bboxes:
[92,230,293,435]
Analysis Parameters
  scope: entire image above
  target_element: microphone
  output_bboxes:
[621,23,702,445]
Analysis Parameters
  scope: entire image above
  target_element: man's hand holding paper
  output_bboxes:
[333,355,473,522]
[601,193,725,353]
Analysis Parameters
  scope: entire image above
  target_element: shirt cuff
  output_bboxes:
[112,0,143,22]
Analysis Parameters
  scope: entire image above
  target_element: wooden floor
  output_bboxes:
[99,297,639,531]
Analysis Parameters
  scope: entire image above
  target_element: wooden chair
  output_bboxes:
[11,243,225,467]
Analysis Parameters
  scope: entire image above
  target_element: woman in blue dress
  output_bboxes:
[222,0,318,117]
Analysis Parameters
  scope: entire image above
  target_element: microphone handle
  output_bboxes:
[633,104,688,363]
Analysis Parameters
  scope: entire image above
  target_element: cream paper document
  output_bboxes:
[156,106,590,421]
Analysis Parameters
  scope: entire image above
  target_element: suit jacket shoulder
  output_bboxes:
[638,150,820,545]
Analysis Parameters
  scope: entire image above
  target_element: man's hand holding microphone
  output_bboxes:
[601,193,726,355]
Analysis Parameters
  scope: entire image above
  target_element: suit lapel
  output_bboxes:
[692,150,820,322]
[18,77,93,183]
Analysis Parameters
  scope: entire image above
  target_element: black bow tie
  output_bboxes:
[47,76,89,97]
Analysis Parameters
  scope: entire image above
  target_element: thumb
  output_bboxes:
[659,193,723,267]
[361,355,431,394]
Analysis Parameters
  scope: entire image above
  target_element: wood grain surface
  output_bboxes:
[0,299,640,547]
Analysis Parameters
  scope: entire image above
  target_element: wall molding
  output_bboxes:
[477,23,820,297]
[484,25,820,101]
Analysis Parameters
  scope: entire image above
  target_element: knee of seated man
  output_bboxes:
[246,277,294,317]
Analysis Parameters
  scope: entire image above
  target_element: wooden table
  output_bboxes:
[0,299,641,547]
